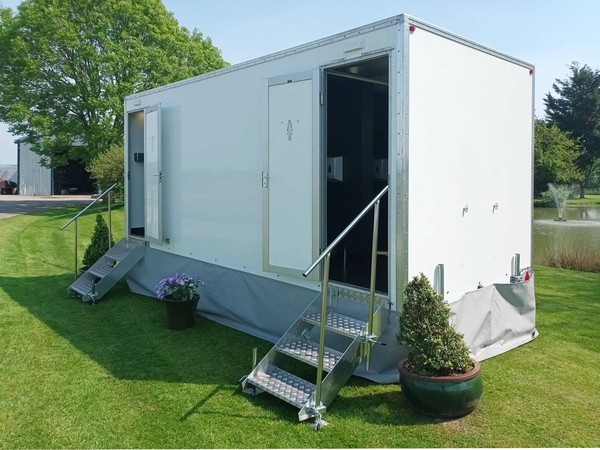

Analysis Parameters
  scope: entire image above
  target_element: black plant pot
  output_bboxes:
[164,296,199,330]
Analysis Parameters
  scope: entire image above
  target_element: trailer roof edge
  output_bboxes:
[405,15,534,70]
[125,15,404,101]
[125,13,534,101]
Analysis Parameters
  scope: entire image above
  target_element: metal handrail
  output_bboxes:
[60,182,118,230]
[60,182,118,278]
[303,184,388,411]
[303,185,389,277]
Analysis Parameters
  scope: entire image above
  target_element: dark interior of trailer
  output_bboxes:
[127,110,145,237]
[325,56,389,293]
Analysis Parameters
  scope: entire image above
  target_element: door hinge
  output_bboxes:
[261,171,268,188]
[319,92,324,106]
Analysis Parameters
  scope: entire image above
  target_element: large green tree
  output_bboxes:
[534,120,583,196]
[544,62,600,196]
[0,0,226,166]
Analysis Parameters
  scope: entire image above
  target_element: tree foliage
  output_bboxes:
[0,0,227,167]
[87,143,124,201]
[534,120,583,196]
[544,62,600,193]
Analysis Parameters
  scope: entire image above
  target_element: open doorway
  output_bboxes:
[127,110,145,237]
[52,160,94,195]
[324,56,389,293]
[127,107,163,242]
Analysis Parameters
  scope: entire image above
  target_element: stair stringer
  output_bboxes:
[92,242,145,299]
[242,287,388,423]
[68,238,145,302]
[241,291,323,400]
[298,299,384,421]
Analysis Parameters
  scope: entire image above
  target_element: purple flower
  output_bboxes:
[155,273,206,301]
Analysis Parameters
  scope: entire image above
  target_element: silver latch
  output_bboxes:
[359,333,386,346]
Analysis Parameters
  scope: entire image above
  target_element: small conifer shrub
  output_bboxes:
[397,273,472,376]
[82,213,114,269]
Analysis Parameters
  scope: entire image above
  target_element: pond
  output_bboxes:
[533,206,600,261]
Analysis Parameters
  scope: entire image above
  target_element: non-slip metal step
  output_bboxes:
[69,277,94,296]
[67,238,145,303]
[246,365,315,409]
[276,336,343,372]
[88,260,114,278]
[105,244,130,260]
[302,308,367,338]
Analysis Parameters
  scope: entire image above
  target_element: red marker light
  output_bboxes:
[529,68,534,76]
[409,25,416,33]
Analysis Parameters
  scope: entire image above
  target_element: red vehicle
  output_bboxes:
[0,179,18,195]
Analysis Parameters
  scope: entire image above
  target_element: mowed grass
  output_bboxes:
[567,194,600,206]
[533,193,600,207]
[0,205,599,448]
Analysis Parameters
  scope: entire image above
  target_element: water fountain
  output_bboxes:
[534,185,600,263]
[547,183,575,221]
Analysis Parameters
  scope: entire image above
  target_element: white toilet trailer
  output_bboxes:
[123,14,537,389]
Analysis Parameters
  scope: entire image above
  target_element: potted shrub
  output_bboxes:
[155,273,205,330]
[81,213,114,273]
[396,273,483,419]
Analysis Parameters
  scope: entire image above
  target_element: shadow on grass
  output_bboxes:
[1,273,271,387]
[179,385,288,423]
[328,376,439,426]
[2,271,437,427]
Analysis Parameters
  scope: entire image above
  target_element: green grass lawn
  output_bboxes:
[566,194,600,205]
[1,205,599,448]
[534,193,600,207]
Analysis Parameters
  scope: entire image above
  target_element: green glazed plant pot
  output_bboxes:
[398,359,483,419]
[164,295,199,330]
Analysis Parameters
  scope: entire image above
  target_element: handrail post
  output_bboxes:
[108,190,112,250]
[315,252,331,408]
[303,185,388,278]
[366,199,381,371]
[74,218,78,278]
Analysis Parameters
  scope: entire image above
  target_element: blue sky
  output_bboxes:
[1,0,599,164]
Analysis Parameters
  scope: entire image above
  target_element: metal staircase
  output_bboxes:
[68,238,145,303]
[242,185,390,429]
[242,285,388,427]
[61,183,145,303]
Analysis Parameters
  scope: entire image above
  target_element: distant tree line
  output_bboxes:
[536,62,600,197]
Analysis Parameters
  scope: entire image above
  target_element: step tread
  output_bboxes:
[88,261,114,278]
[105,243,134,260]
[69,277,94,296]
[302,308,367,337]
[246,365,315,408]
[276,336,343,372]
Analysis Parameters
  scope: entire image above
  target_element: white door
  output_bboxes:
[265,74,320,275]
[144,106,162,244]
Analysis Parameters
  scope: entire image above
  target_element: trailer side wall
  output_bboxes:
[124,23,398,291]
[407,26,533,301]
